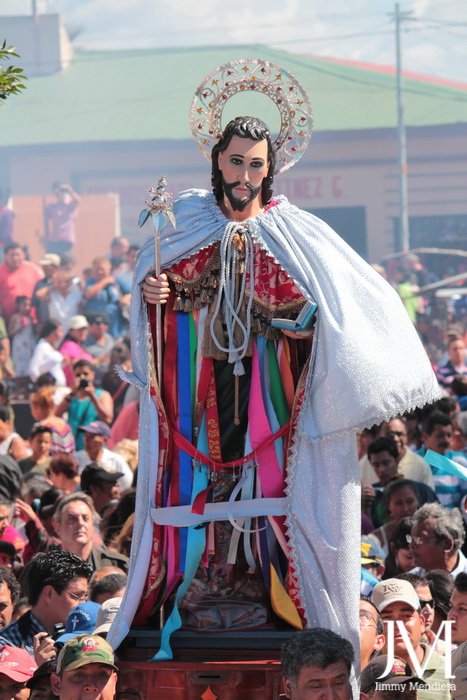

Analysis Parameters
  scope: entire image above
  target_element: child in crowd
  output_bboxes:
[8,295,36,397]
[18,424,52,476]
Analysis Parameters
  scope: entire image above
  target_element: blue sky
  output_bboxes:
[3,0,467,83]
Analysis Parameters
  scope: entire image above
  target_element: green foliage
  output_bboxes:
[0,40,27,102]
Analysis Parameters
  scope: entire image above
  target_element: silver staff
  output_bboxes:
[138,176,175,384]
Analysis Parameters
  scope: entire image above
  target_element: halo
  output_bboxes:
[189,58,313,175]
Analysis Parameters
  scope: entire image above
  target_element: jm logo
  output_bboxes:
[379,620,454,679]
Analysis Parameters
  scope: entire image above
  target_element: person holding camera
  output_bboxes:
[0,550,91,658]
[43,182,80,257]
[55,359,113,451]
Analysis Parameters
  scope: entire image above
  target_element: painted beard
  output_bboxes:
[222,176,262,212]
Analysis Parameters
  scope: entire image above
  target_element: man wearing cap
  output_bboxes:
[93,597,122,639]
[80,463,122,516]
[32,253,61,329]
[372,578,450,700]
[26,660,56,700]
[74,421,133,491]
[0,645,37,699]
[53,493,128,573]
[360,655,428,700]
[361,538,386,595]
[50,634,117,700]
[55,602,100,647]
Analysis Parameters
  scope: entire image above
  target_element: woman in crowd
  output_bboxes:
[48,452,80,493]
[59,314,93,386]
[0,404,28,461]
[28,319,66,386]
[83,256,124,338]
[29,386,75,454]
[55,359,113,450]
[368,478,420,555]
[8,295,35,396]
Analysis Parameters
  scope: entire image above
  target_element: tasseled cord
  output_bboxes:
[209,222,255,424]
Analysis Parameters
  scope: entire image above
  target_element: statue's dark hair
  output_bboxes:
[211,116,276,205]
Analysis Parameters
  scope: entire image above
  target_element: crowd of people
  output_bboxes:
[1,188,467,698]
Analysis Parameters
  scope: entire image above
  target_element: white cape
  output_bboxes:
[108,190,440,660]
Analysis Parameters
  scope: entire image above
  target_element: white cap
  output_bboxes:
[93,597,123,636]
[68,315,89,330]
[372,578,420,612]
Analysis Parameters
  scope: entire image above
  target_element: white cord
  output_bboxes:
[209,223,255,375]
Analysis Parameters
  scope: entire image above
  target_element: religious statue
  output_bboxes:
[108,59,440,660]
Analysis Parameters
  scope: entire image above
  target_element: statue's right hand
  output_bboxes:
[142,272,170,305]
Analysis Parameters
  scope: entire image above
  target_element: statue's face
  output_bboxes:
[217,135,269,212]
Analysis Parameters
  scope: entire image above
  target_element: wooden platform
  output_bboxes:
[115,630,290,699]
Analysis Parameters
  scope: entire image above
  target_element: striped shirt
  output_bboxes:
[417,448,467,509]
[0,610,46,656]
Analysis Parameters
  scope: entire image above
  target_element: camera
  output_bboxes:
[52,623,65,641]
[79,378,89,389]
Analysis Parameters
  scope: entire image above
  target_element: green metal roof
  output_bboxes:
[3,44,467,147]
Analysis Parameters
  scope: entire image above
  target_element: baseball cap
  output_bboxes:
[55,601,101,644]
[372,578,420,612]
[94,597,123,636]
[56,634,117,674]
[360,656,427,694]
[38,253,61,267]
[26,659,57,690]
[86,311,110,326]
[361,537,385,565]
[79,421,112,439]
[0,645,37,682]
[81,463,123,493]
[453,665,467,699]
[68,315,89,331]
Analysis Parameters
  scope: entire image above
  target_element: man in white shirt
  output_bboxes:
[74,421,133,491]
[360,417,435,489]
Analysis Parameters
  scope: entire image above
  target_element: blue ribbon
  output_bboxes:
[177,311,192,571]
[424,450,467,481]
[152,417,209,661]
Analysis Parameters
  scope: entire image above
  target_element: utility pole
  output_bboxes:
[394,3,412,252]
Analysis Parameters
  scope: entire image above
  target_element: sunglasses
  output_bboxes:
[419,598,435,609]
